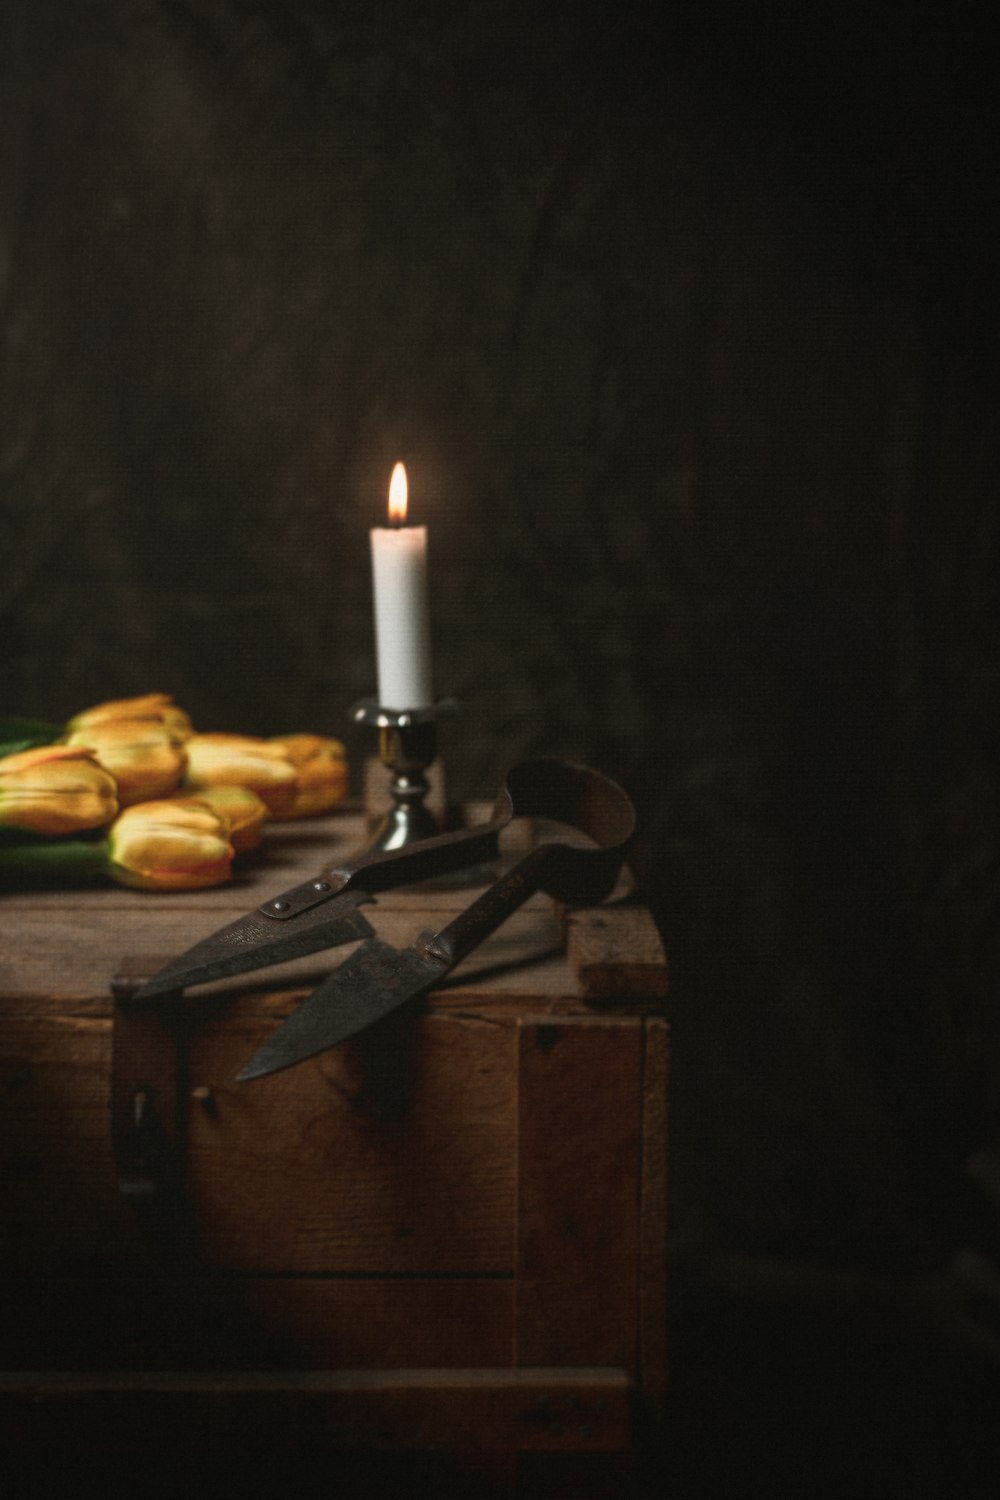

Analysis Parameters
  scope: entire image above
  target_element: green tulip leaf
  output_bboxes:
[0,834,110,887]
[0,718,62,756]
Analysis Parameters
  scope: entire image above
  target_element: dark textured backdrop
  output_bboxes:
[2,0,999,1487]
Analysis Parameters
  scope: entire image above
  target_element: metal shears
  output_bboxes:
[132,758,635,1081]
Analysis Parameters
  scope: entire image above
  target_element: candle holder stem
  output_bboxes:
[350,699,458,854]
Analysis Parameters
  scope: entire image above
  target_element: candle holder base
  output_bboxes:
[350,699,458,854]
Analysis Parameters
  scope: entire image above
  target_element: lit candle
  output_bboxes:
[369,462,434,710]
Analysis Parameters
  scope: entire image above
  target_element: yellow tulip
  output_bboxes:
[0,744,119,835]
[108,798,234,891]
[67,693,193,742]
[183,733,298,817]
[176,783,269,853]
[269,733,350,817]
[64,718,187,807]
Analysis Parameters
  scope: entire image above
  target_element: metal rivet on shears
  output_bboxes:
[270,899,291,913]
[312,880,331,892]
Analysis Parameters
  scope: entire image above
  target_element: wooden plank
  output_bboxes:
[565,907,668,1003]
[0,1271,247,1371]
[0,1014,110,1112]
[639,1018,669,1405]
[0,1276,515,1372]
[0,1366,631,1454]
[0,901,569,1010]
[516,1018,643,1369]
[515,1451,635,1499]
[0,810,368,913]
[184,1011,519,1273]
[1,1008,524,1278]
[240,1277,515,1370]
[0,1017,145,1270]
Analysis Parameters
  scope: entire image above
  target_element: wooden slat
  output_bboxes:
[0,1271,251,1371]
[0,901,570,1011]
[184,1011,519,1274]
[0,1008,523,1278]
[0,1017,145,1270]
[565,907,668,1003]
[0,1276,515,1372]
[515,1017,643,1368]
[0,810,367,913]
[240,1277,515,1369]
[0,1014,110,1112]
[0,1366,631,1453]
[639,1018,669,1404]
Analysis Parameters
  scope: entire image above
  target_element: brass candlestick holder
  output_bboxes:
[350,698,458,853]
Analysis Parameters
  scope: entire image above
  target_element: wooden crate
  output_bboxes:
[0,803,667,1492]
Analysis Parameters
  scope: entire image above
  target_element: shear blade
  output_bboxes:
[134,891,376,1000]
[236,937,446,1081]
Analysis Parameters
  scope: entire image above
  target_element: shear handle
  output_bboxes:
[323,816,504,897]
[417,760,635,970]
[318,754,626,899]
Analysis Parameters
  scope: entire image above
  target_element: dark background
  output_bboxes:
[2,1,999,1493]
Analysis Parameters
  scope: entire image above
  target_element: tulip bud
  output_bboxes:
[64,718,187,807]
[108,798,234,891]
[182,733,298,817]
[0,745,119,835]
[177,784,269,853]
[67,693,193,742]
[269,734,350,818]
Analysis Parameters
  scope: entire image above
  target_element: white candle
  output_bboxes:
[370,462,434,709]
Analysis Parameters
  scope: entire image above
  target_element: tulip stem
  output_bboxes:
[0,836,110,888]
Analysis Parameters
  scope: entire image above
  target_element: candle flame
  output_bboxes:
[388,462,408,524]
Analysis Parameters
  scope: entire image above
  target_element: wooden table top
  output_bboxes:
[0,803,666,1015]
